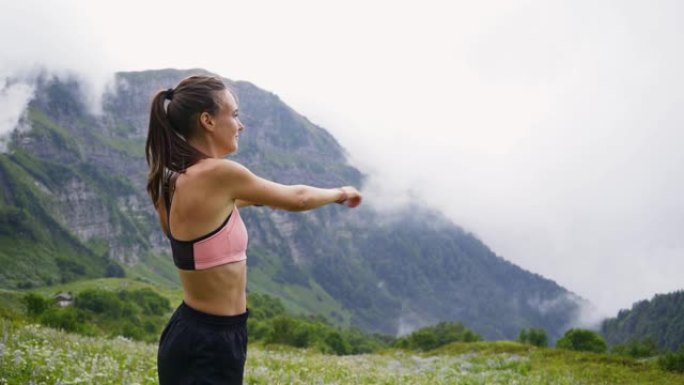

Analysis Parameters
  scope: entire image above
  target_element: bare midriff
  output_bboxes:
[179,261,247,316]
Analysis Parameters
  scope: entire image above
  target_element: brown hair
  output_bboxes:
[145,75,227,207]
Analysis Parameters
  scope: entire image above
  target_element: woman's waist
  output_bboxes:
[179,262,247,316]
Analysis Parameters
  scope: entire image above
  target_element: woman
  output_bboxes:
[145,75,362,384]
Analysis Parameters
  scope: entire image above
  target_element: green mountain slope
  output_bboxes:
[0,150,109,288]
[0,68,586,340]
[602,290,684,351]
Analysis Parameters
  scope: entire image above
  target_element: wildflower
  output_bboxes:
[91,354,99,377]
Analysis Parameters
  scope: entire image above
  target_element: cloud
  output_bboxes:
[0,80,35,152]
[0,0,116,123]
[527,292,606,332]
[296,1,684,321]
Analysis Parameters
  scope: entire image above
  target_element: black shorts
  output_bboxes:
[158,302,249,385]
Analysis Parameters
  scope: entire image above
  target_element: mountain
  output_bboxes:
[0,68,587,340]
[601,290,684,351]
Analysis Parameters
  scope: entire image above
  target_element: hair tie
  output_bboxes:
[165,88,174,100]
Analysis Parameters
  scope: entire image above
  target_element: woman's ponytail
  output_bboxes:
[145,90,171,207]
[145,76,227,207]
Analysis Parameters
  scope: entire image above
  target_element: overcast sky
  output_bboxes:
[1,0,683,320]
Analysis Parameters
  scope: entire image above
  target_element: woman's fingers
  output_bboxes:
[340,186,362,208]
[345,195,362,208]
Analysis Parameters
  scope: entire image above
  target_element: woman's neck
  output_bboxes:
[188,136,223,158]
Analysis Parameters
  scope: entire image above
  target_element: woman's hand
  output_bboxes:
[337,186,362,208]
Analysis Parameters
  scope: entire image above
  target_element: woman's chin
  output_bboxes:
[224,146,238,157]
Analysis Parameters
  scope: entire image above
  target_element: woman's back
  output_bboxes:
[162,159,232,241]
[158,158,248,316]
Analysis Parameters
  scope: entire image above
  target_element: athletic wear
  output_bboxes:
[158,302,248,385]
[163,177,248,270]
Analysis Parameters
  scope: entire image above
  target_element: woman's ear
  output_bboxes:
[199,111,215,132]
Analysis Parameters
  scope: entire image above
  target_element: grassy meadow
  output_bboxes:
[2,318,683,385]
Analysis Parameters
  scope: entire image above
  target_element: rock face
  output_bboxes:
[55,178,111,241]
[0,69,587,340]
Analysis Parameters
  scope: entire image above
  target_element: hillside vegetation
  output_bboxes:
[4,278,478,356]
[2,318,683,385]
[2,278,683,383]
[602,290,684,352]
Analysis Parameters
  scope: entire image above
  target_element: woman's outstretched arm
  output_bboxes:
[211,159,361,211]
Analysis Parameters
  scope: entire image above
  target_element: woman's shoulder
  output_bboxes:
[184,158,252,188]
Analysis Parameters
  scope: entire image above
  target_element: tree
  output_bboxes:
[394,321,481,351]
[324,331,352,355]
[518,328,548,347]
[556,328,607,353]
[75,289,123,317]
[23,293,48,317]
[610,338,658,358]
[659,344,684,373]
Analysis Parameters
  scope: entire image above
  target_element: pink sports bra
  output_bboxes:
[163,180,248,271]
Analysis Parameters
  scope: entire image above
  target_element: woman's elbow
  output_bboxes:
[287,186,311,211]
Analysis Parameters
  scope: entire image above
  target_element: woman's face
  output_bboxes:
[213,90,244,155]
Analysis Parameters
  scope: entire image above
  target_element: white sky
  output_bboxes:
[1,0,683,319]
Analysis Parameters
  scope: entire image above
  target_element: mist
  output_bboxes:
[1,0,683,319]
[297,1,684,318]
[0,0,115,136]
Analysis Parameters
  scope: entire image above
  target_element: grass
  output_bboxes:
[20,272,350,326]
[2,319,683,385]
[27,277,184,310]
[0,290,24,320]
[92,130,145,158]
[9,273,349,329]
[0,319,157,384]
[124,252,181,288]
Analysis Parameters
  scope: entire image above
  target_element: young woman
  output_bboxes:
[145,75,362,384]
